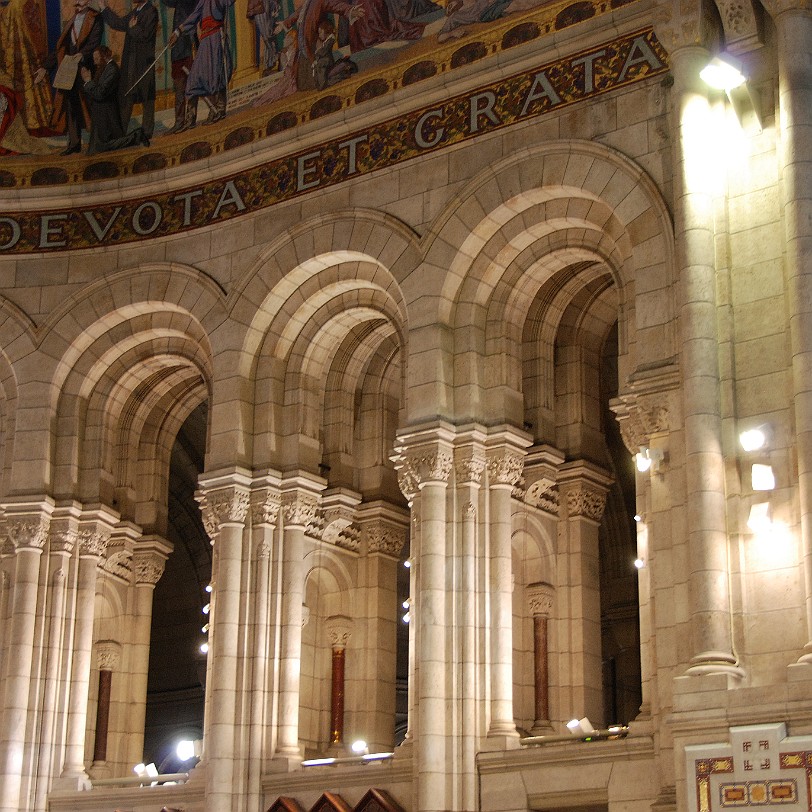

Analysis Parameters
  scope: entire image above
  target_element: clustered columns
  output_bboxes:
[558,463,611,724]
[198,473,251,812]
[276,480,322,762]
[92,641,122,766]
[485,434,529,743]
[325,616,353,749]
[526,582,555,734]
[671,43,743,679]
[763,0,812,664]
[0,503,51,812]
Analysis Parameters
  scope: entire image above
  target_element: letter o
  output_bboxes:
[132,201,163,236]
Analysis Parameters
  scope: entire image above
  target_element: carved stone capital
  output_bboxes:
[526,582,555,617]
[455,450,486,486]
[133,551,166,586]
[77,527,111,559]
[611,393,671,455]
[96,640,122,671]
[396,466,419,502]
[403,449,453,486]
[282,492,319,528]
[565,486,608,522]
[487,449,525,487]
[363,521,407,558]
[760,0,812,17]
[250,491,282,527]
[323,505,356,544]
[200,487,250,539]
[326,615,353,649]
[7,514,50,551]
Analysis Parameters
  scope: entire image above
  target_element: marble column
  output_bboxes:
[671,44,743,678]
[276,484,319,761]
[198,475,251,812]
[92,641,121,766]
[32,510,76,812]
[526,582,554,734]
[401,427,454,812]
[763,0,812,663]
[325,616,352,749]
[59,511,114,789]
[0,506,51,812]
[126,542,168,769]
[454,437,486,812]
[485,433,527,743]
[558,463,611,724]
[246,485,279,811]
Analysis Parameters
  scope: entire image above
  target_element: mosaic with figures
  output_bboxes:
[0,0,640,184]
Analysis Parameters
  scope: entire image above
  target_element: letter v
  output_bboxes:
[83,208,122,242]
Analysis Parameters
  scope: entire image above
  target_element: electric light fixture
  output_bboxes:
[739,425,769,452]
[747,502,772,534]
[700,53,746,91]
[636,447,664,473]
[751,463,775,491]
[566,717,594,738]
[634,558,645,569]
[351,739,368,755]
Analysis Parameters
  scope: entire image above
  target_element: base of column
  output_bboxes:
[481,730,521,751]
[89,761,112,780]
[686,651,745,680]
[529,720,555,736]
[797,643,812,665]
[268,754,302,772]
[53,770,92,791]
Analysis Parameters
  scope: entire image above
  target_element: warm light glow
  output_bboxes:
[700,54,746,91]
[747,502,772,534]
[403,560,411,568]
[751,464,775,491]
[201,623,209,633]
[351,739,368,754]
[634,558,645,569]
[200,642,209,654]
[202,603,210,615]
[634,514,642,522]
[740,427,768,452]
[636,452,652,473]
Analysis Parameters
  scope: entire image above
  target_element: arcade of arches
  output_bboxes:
[2,1,812,811]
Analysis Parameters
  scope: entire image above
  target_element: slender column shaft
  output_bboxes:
[93,671,112,763]
[487,482,518,737]
[277,524,306,756]
[205,521,244,810]
[533,616,549,723]
[416,479,449,811]
[672,45,741,676]
[0,545,45,812]
[329,647,346,745]
[460,500,478,810]
[61,553,102,781]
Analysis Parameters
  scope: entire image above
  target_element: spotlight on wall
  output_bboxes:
[700,52,762,133]
[747,502,772,534]
[634,558,645,569]
[739,425,770,452]
[402,612,411,624]
[636,447,664,473]
[205,584,212,593]
[403,559,412,569]
[199,642,209,654]
[566,717,595,739]
[202,603,210,615]
[751,463,775,491]
[133,762,159,784]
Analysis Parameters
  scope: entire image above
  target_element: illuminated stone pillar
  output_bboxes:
[399,426,454,812]
[92,641,121,766]
[0,505,51,812]
[764,0,812,663]
[59,511,114,789]
[126,542,168,769]
[276,482,320,762]
[671,45,743,679]
[246,484,279,811]
[454,436,486,811]
[527,583,554,734]
[485,431,528,744]
[32,509,76,812]
[558,463,611,724]
[198,474,251,812]
[326,616,352,749]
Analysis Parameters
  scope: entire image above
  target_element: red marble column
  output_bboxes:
[326,616,352,748]
[526,583,554,734]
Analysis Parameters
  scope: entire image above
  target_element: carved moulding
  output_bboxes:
[526,582,555,617]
